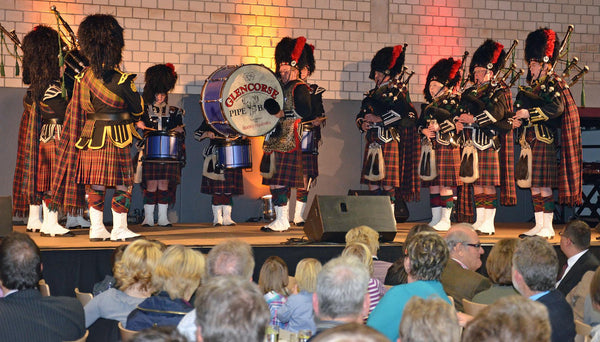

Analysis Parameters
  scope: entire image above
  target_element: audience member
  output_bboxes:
[471,238,519,304]
[0,232,85,341]
[345,225,391,284]
[310,255,370,339]
[177,239,255,341]
[440,223,491,311]
[127,245,205,330]
[131,325,188,342]
[399,296,460,342]
[311,323,389,342]
[566,268,599,323]
[462,295,551,342]
[384,224,435,286]
[557,220,600,295]
[278,258,322,334]
[512,236,575,342]
[85,239,163,327]
[589,267,600,340]
[342,242,384,315]
[93,243,128,295]
[195,276,270,342]
[259,256,290,329]
[367,232,451,342]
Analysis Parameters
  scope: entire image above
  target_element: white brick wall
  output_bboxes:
[0,0,598,102]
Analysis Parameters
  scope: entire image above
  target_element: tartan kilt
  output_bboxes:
[76,142,134,187]
[201,168,244,195]
[361,139,400,188]
[422,143,462,187]
[526,130,558,188]
[262,149,304,188]
[142,161,181,183]
[302,152,319,179]
[473,148,500,186]
[37,139,58,192]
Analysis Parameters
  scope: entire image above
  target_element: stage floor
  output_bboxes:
[12,221,597,250]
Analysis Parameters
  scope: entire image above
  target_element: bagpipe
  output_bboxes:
[0,22,22,77]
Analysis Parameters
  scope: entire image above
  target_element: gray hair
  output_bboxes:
[399,297,460,342]
[445,224,475,252]
[316,255,370,319]
[195,276,270,342]
[206,239,254,279]
[512,237,558,292]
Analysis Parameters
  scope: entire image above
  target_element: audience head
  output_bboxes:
[111,244,128,271]
[485,238,518,285]
[206,239,254,279]
[384,258,408,286]
[315,255,370,322]
[312,323,389,342]
[114,239,163,293]
[295,258,322,293]
[258,256,289,295]
[445,224,484,271]
[405,224,436,247]
[589,266,600,309]
[405,232,448,281]
[560,220,592,256]
[342,242,374,276]
[345,226,381,257]
[152,245,205,301]
[195,276,270,342]
[399,297,460,342]
[0,232,41,291]
[462,295,550,342]
[131,326,187,342]
[512,237,558,294]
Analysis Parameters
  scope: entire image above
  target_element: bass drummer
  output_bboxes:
[260,36,313,232]
[136,63,185,227]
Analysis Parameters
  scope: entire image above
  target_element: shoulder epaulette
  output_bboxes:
[43,84,63,102]
[118,70,132,85]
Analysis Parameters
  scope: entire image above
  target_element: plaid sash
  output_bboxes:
[397,125,420,202]
[499,88,517,206]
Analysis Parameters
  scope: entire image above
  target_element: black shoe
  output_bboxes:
[475,230,494,236]
[261,226,274,232]
[40,231,75,237]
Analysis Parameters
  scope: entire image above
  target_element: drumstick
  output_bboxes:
[303,116,327,126]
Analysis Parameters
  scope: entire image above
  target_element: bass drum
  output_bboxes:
[201,64,282,137]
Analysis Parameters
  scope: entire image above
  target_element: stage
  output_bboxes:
[12,221,600,297]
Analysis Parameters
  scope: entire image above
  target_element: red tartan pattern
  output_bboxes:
[302,153,319,179]
[361,134,400,187]
[499,88,517,206]
[201,168,244,195]
[556,79,582,206]
[526,130,558,188]
[262,150,304,188]
[474,148,500,186]
[142,162,181,183]
[397,126,421,202]
[422,143,462,187]
[76,142,134,187]
[36,139,58,192]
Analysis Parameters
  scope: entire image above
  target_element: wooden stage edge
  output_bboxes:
[12,221,600,251]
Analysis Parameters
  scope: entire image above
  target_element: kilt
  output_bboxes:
[201,168,244,195]
[142,162,181,183]
[76,142,134,187]
[422,143,462,187]
[37,139,58,192]
[474,148,500,186]
[262,150,304,188]
[361,138,400,188]
[302,152,319,179]
[526,130,558,188]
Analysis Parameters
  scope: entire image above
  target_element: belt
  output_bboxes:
[87,112,131,121]
[42,118,63,124]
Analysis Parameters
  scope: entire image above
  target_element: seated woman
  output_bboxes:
[471,238,519,304]
[342,242,384,316]
[258,256,290,329]
[126,245,205,330]
[85,239,163,328]
[277,258,322,334]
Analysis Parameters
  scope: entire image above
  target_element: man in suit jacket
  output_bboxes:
[0,232,85,341]
[513,236,576,342]
[440,224,492,311]
[557,220,600,295]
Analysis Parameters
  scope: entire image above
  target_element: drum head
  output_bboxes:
[217,64,282,137]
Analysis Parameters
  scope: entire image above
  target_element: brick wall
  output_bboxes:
[0,0,598,102]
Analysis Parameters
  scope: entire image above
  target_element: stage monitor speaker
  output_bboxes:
[0,196,13,237]
[304,195,396,242]
[347,189,409,223]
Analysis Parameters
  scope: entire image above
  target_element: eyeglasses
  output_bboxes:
[463,243,482,248]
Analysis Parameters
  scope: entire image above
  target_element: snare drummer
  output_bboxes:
[260,37,313,232]
[136,63,185,227]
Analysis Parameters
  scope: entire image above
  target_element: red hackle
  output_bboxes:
[291,36,307,65]
[388,45,403,69]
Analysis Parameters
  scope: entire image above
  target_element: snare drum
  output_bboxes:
[215,139,252,169]
[144,131,182,162]
[201,64,282,137]
[301,126,318,154]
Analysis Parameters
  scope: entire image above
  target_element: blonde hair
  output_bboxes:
[152,245,205,301]
[345,226,380,256]
[114,239,163,292]
[295,258,322,293]
[399,297,460,342]
[258,256,289,295]
[342,242,374,276]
